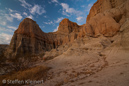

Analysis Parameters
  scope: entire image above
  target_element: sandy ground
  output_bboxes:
[34,37,129,86]
[34,22,129,86]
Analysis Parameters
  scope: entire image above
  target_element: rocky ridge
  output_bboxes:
[5,18,83,58]
[5,0,129,59]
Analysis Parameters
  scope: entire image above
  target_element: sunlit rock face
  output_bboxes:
[84,0,129,37]
[87,0,126,22]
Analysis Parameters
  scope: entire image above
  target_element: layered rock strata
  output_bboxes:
[5,18,83,58]
[5,0,129,58]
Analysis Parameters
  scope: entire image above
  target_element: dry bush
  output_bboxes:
[9,57,30,72]
[0,52,6,66]
[8,53,40,72]
[0,65,51,86]
[0,51,8,74]
[0,53,41,76]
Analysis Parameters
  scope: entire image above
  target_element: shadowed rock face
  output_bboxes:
[6,18,55,58]
[5,18,83,58]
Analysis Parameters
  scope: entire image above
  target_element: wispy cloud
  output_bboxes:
[51,0,58,3]
[44,17,64,25]
[76,16,83,21]
[1,9,22,22]
[44,21,54,25]
[7,26,17,30]
[0,21,6,26]
[55,17,64,23]
[19,0,32,8]
[53,26,59,32]
[76,16,85,24]
[27,15,33,19]
[0,26,13,33]
[81,5,85,8]
[0,33,12,44]
[8,8,18,13]
[30,4,46,15]
[23,12,33,19]
[8,8,13,12]
[10,13,23,20]
[44,15,48,18]
[19,0,46,15]
[6,15,13,22]
[48,0,59,5]
[86,3,93,12]
[60,3,82,17]
[23,12,28,16]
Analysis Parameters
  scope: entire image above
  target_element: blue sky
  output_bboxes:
[0,0,97,44]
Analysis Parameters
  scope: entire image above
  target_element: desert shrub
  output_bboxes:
[9,57,31,71]
[0,65,51,86]
[8,53,40,72]
[39,52,45,58]
[0,51,6,65]
[0,52,8,74]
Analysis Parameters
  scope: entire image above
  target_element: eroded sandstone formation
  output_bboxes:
[87,0,126,22]
[5,0,129,58]
[84,0,129,37]
[5,18,83,58]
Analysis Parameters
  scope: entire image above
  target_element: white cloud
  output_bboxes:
[55,17,64,23]
[5,15,13,22]
[60,3,82,16]
[0,22,6,26]
[7,26,17,30]
[76,16,83,21]
[10,13,23,20]
[2,9,18,22]
[9,8,13,12]
[44,21,54,25]
[23,12,33,19]
[44,17,64,25]
[19,0,46,15]
[51,0,58,3]
[62,10,70,17]
[87,3,93,12]
[30,5,46,15]
[23,12,28,16]
[44,15,47,18]
[40,25,45,28]
[0,33,12,44]
[27,15,33,19]
[49,0,59,5]
[0,26,13,32]
[0,10,13,23]
[8,8,18,13]
[81,5,85,8]
[19,0,32,8]
[53,26,59,32]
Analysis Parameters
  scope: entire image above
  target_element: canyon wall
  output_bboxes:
[5,18,83,58]
[5,0,129,58]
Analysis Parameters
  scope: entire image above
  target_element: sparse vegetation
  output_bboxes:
[0,51,7,74]
[0,65,51,86]
[7,53,40,72]
[0,49,51,86]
